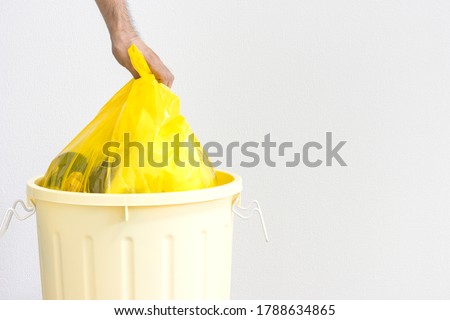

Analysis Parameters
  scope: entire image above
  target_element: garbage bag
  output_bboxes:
[40,44,217,193]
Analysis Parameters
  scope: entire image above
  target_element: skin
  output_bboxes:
[95,0,174,87]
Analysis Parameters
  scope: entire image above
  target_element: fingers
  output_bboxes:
[124,61,140,79]
[152,65,174,87]
[166,72,175,88]
[129,59,173,85]
[142,50,174,87]
[127,65,141,79]
[111,36,174,85]
[112,46,141,79]
[157,71,174,88]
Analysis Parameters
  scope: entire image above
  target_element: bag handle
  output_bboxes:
[232,197,269,242]
[128,44,154,79]
[0,200,36,240]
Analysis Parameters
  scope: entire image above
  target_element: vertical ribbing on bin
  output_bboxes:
[121,237,135,299]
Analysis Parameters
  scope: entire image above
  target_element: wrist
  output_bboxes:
[111,31,139,53]
[111,29,138,49]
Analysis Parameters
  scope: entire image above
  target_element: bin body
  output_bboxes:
[27,171,241,300]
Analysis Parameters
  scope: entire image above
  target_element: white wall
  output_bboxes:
[1,0,450,299]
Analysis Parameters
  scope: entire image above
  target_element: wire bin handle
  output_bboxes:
[0,200,36,240]
[232,198,269,242]
[1,198,268,241]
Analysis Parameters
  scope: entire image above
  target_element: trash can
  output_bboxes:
[25,170,242,300]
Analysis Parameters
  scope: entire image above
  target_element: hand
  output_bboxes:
[111,33,175,87]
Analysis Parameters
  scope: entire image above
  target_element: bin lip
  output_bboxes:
[27,170,242,207]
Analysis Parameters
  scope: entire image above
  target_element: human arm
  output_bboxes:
[95,0,174,87]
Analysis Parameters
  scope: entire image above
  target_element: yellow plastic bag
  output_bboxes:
[40,44,217,193]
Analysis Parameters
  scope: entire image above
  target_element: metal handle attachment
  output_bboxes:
[0,200,36,240]
[1,198,268,241]
[232,198,269,242]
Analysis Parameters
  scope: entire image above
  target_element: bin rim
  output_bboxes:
[27,170,242,207]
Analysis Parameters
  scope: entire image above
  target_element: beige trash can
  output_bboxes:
[25,170,242,300]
